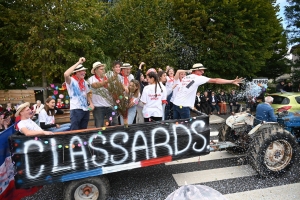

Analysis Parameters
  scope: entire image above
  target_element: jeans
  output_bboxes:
[120,106,137,125]
[210,103,220,113]
[229,102,241,113]
[70,109,90,130]
[136,101,144,124]
[165,92,173,120]
[93,106,118,128]
[173,105,190,119]
[46,123,71,132]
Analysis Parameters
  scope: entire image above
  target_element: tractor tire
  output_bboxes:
[63,176,110,200]
[248,126,298,177]
[218,123,247,154]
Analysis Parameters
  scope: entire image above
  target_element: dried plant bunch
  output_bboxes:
[91,75,131,119]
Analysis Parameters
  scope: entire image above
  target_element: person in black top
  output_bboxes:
[284,82,293,92]
[209,91,220,115]
[194,91,201,111]
[201,91,211,115]
[228,90,241,115]
[276,80,285,92]
[218,91,227,115]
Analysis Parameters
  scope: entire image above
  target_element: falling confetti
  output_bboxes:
[109,117,112,121]
[34,137,38,140]
[44,141,48,144]
[112,112,115,115]
[58,145,62,148]
[180,106,182,109]
[65,145,69,148]
[102,127,106,130]
[116,100,120,103]
[98,131,102,134]
[78,144,81,147]
[106,122,109,126]
[114,106,118,109]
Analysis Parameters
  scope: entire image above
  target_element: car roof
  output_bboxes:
[269,92,300,97]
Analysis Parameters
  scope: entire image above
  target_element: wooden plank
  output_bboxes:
[0,90,36,104]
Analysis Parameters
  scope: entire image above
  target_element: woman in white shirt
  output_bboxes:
[140,71,166,122]
[158,71,168,120]
[39,97,71,132]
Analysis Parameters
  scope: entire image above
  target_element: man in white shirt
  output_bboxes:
[16,102,53,136]
[173,63,243,119]
[64,57,94,130]
[88,61,118,127]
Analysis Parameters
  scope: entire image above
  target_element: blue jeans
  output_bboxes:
[120,106,137,125]
[46,123,71,132]
[70,109,90,130]
[173,105,190,119]
[93,107,118,128]
[165,92,173,120]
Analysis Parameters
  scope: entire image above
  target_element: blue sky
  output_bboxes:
[277,0,288,28]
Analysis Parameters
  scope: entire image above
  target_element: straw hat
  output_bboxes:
[91,62,106,74]
[120,63,132,68]
[73,64,87,73]
[15,102,30,117]
[190,63,207,71]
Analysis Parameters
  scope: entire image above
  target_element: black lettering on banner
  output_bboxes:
[10,116,210,188]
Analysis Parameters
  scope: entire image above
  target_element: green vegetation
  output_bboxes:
[0,0,292,90]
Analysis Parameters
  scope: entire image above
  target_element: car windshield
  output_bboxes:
[295,96,300,104]
[271,95,290,104]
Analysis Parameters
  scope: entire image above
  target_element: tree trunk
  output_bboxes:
[42,70,48,103]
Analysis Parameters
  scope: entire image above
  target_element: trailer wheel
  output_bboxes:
[248,128,297,177]
[64,176,110,200]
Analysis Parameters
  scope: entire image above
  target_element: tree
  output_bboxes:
[171,0,286,78]
[0,0,107,97]
[100,0,179,70]
[285,0,300,45]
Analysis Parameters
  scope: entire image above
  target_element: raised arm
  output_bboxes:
[64,57,86,85]
[135,62,145,81]
[208,76,243,86]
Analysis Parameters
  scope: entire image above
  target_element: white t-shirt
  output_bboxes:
[140,83,165,118]
[165,76,175,96]
[33,104,44,114]
[66,77,90,111]
[88,75,111,107]
[39,109,56,125]
[160,83,167,101]
[173,74,210,107]
[170,79,182,103]
[18,118,42,133]
[120,74,135,87]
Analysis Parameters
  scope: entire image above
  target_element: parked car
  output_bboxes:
[269,92,300,113]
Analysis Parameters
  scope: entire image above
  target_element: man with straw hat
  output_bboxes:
[16,102,53,136]
[172,63,243,119]
[64,57,94,130]
[88,61,118,127]
[120,63,135,93]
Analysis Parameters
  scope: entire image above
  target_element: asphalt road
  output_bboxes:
[22,117,300,200]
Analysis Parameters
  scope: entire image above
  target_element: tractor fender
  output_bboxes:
[248,123,284,136]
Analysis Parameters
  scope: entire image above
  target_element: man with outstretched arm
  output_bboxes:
[173,63,243,119]
[64,57,94,130]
